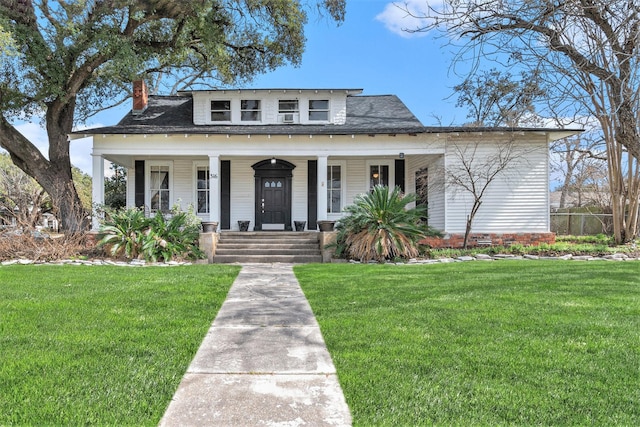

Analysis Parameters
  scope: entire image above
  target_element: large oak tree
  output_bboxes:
[0,0,345,232]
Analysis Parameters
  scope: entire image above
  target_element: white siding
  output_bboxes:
[345,158,366,206]
[173,159,195,210]
[428,156,446,230]
[105,131,552,235]
[332,97,347,125]
[126,166,134,208]
[291,161,308,225]
[229,158,256,230]
[405,156,420,197]
[444,139,549,233]
[192,93,208,125]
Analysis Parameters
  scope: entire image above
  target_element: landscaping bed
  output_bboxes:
[419,234,639,261]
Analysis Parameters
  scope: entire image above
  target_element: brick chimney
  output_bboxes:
[132,80,148,115]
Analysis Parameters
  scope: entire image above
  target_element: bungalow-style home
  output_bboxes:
[74,81,578,248]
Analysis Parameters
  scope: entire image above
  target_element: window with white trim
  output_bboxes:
[148,163,172,213]
[309,99,329,121]
[279,99,299,113]
[278,99,299,123]
[195,165,210,214]
[327,164,342,213]
[211,100,231,121]
[241,99,261,122]
[369,163,389,190]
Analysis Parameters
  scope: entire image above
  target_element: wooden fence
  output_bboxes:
[550,212,613,236]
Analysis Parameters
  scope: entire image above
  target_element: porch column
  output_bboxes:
[91,154,105,230]
[208,155,220,223]
[316,155,328,221]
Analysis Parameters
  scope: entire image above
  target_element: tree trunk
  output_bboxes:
[558,172,572,209]
[463,215,472,249]
[42,170,86,233]
[0,117,86,234]
[463,199,482,249]
[596,103,639,244]
[616,101,640,164]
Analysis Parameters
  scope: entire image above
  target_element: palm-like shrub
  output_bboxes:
[98,208,148,259]
[335,185,439,262]
[142,211,203,262]
[98,207,203,262]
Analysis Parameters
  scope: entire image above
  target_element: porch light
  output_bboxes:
[399,152,405,159]
[271,157,276,164]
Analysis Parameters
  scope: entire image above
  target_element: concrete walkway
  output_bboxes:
[159,263,352,426]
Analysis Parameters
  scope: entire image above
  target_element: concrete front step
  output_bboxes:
[214,231,322,264]
[219,244,320,250]
[213,254,323,264]
[220,231,318,239]
[216,249,322,256]
[220,239,319,245]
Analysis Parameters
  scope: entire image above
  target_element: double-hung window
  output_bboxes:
[279,99,299,123]
[327,164,342,213]
[195,164,210,214]
[279,100,299,114]
[309,100,329,121]
[211,100,231,122]
[241,100,261,122]
[148,163,172,213]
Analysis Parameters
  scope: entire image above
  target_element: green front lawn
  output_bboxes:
[295,261,640,426]
[0,265,240,426]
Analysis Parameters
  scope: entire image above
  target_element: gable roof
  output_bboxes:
[72,94,426,136]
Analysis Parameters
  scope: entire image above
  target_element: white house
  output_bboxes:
[74,81,578,246]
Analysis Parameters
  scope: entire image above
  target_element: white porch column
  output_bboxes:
[317,155,328,221]
[91,154,105,230]
[208,155,220,223]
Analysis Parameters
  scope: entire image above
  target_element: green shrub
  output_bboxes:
[142,210,204,262]
[556,234,614,245]
[98,207,204,262]
[97,208,148,259]
[335,185,440,262]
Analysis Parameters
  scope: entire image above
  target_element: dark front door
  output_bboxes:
[252,159,296,231]
[261,177,287,225]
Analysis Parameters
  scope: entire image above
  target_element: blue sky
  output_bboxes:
[19,0,468,175]
[250,0,464,125]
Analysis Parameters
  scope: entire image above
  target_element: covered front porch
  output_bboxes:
[90,134,445,232]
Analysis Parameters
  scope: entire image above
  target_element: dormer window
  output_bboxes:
[279,100,299,123]
[309,100,329,121]
[211,100,231,121]
[241,100,261,122]
[279,100,299,113]
[189,88,360,126]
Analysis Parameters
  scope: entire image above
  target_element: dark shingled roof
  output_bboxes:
[73,94,426,135]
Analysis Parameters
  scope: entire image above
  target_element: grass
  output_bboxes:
[295,261,640,426]
[0,264,240,426]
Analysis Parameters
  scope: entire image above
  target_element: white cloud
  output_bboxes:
[376,1,434,38]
